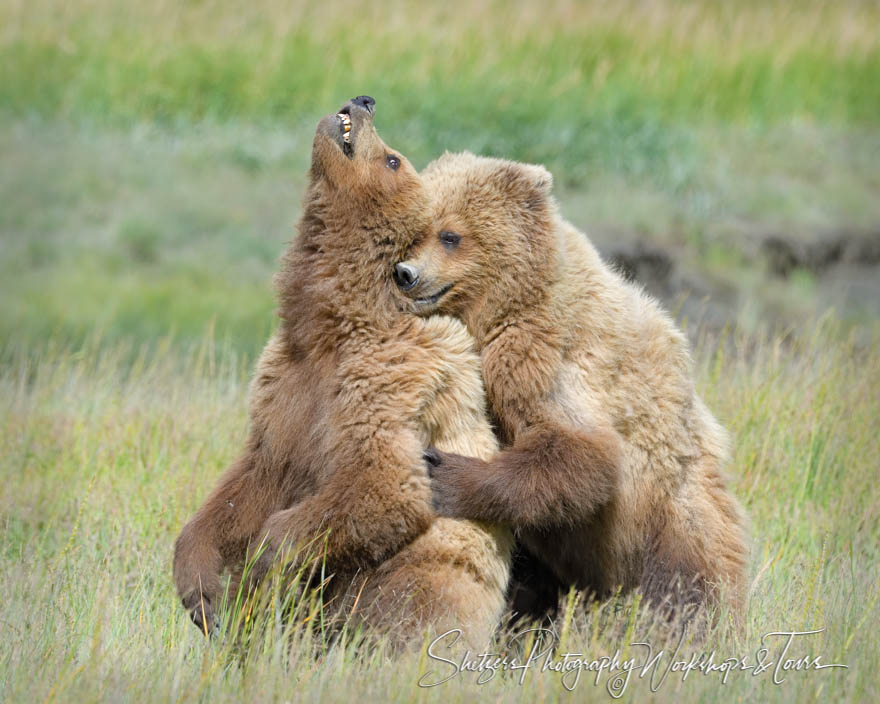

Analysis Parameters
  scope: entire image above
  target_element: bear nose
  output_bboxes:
[394,262,419,291]
[351,95,376,115]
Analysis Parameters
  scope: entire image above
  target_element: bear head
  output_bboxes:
[393,152,559,337]
[277,96,433,331]
[310,95,422,215]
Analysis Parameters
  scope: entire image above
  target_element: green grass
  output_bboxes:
[2,0,879,186]
[1,320,878,702]
[0,123,299,357]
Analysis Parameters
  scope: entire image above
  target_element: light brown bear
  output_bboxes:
[394,152,748,621]
[173,100,512,648]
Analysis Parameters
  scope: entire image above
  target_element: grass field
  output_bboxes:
[2,0,879,701]
[3,0,879,189]
[2,322,878,701]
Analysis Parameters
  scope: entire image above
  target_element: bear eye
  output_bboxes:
[439,231,461,249]
[386,154,400,171]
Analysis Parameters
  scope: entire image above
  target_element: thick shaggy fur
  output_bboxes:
[173,105,511,647]
[395,152,748,621]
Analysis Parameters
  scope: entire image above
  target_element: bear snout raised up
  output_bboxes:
[315,95,376,157]
[349,94,376,113]
[311,95,419,206]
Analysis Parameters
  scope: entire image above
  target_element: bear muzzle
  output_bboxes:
[315,95,377,158]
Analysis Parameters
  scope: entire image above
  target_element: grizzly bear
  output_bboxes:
[173,100,511,647]
[393,152,748,621]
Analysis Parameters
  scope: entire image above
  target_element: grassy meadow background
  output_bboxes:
[1,0,879,701]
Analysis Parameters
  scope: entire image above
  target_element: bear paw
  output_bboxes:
[424,447,486,519]
[182,590,220,637]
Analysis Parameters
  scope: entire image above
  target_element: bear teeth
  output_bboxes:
[338,112,352,143]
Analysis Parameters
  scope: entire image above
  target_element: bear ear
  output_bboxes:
[494,161,554,212]
[422,150,478,179]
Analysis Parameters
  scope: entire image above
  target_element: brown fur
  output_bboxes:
[395,152,749,621]
[173,104,512,648]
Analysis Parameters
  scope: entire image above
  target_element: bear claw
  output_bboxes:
[423,447,443,474]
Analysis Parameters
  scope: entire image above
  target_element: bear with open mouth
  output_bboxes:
[172,98,512,648]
